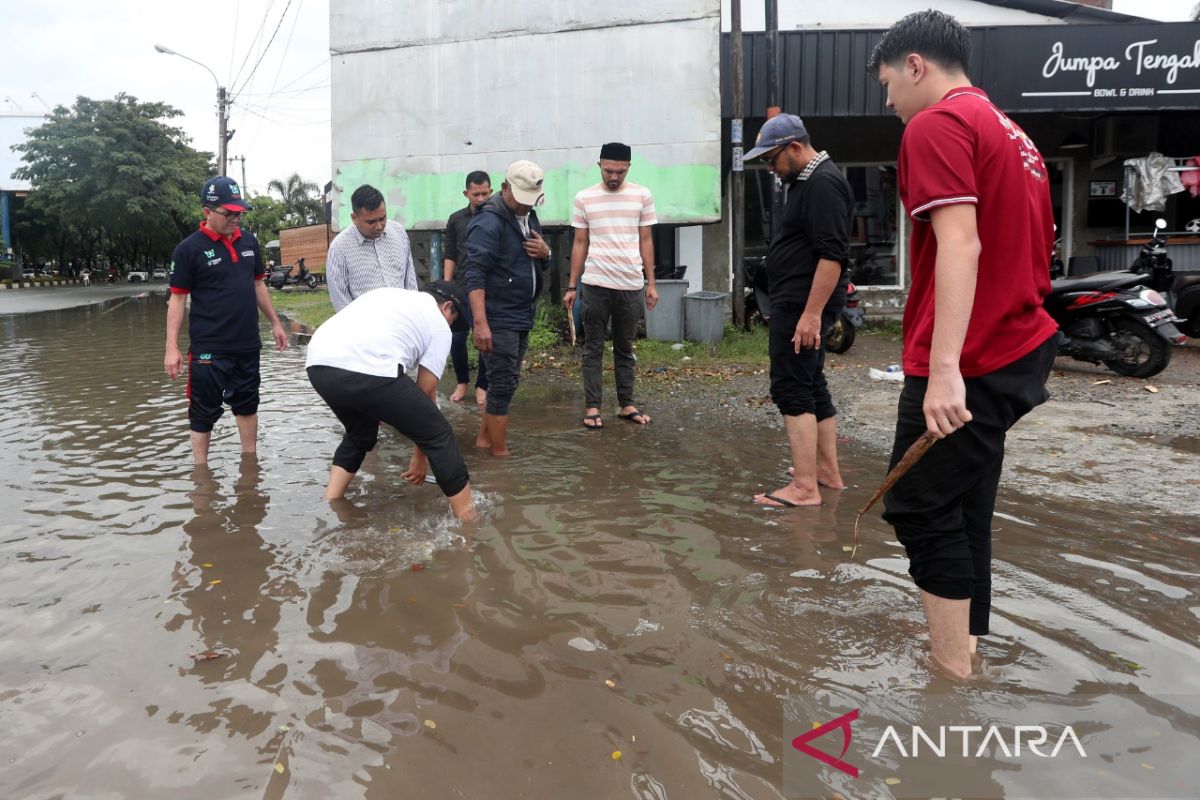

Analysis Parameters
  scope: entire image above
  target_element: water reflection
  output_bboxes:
[0,292,1196,798]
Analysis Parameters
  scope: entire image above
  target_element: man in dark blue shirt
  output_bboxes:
[165,177,288,464]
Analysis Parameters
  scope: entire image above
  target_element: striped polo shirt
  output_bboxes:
[571,182,657,291]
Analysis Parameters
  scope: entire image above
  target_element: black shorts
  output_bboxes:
[882,336,1056,635]
[768,305,840,419]
[187,350,261,433]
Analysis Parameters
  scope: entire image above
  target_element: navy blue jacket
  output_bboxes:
[463,194,548,332]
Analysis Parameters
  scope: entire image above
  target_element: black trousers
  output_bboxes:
[581,285,643,408]
[307,365,469,497]
[882,336,1056,636]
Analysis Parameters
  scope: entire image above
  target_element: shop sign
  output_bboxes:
[983,23,1200,112]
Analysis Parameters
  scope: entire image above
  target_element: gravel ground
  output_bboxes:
[626,329,1200,517]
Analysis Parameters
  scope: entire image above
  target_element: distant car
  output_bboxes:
[151,268,167,280]
[21,269,35,280]
[127,269,149,283]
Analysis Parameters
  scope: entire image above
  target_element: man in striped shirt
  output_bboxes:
[326,184,418,312]
[563,142,658,429]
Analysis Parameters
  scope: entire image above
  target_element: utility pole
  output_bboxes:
[154,44,230,175]
[731,0,746,329]
[765,0,783,245]
[230,155,247,191]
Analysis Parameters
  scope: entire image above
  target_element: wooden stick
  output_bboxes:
[851,431,937,558]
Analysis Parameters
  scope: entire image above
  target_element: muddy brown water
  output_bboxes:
[1,293,1197,799]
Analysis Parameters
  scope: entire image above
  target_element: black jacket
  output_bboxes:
[463,194,549,332]
[765,159,851,312]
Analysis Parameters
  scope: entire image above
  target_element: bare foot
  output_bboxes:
[491,444,511,457]
[787,466,846,490]
[753,485,822,507]
[451,383,468,403]
[475,387,487,406]
[475,435,492,449]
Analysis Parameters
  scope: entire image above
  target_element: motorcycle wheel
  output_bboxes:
[1102,317,1171,378]
[305,275,317,289]
[824,315,856,354]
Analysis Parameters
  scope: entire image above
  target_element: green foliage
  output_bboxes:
[269,289,335,329]
[528,299,567,350]
[267,173,324,227]
[242,194,287,246]
[12,93,211,269]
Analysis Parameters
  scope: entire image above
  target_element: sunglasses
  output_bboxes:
[210,207,243,218]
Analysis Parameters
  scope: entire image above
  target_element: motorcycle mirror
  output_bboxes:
[1155,219,1167,231]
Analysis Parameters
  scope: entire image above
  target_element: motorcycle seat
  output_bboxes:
[1050,271,1144,292]
[1171,271,1200,290]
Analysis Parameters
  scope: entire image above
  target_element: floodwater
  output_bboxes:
[0,292,1197,799]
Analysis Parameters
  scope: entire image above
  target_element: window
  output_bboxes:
[844,165,901,288]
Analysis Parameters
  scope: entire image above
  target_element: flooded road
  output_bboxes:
[1,293,1197,799]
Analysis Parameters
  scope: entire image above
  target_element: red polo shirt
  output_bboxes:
[898,87,1058,377]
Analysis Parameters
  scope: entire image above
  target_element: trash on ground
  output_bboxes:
[868,367,904,382]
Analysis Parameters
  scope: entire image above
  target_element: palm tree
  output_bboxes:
[267,173,324,226]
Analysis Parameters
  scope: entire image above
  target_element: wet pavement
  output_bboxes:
[0,293,1197,798]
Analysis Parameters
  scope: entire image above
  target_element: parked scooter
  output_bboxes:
[268,257,318,290]
[1043,256,1185,378]
[824,282,865,354]
[742,256,863,353]
[1129,219,1200,338]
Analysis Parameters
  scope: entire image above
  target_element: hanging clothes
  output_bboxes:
[1121,152,1185,212]
[1181,157,1200,199]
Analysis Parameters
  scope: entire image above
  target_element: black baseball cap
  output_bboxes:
[200,176,252,212]
[423,280,472,332]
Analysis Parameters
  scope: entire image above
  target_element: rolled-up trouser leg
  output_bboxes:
[484,330,529,416]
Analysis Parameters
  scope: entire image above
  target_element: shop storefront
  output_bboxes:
[722,20,1200,291]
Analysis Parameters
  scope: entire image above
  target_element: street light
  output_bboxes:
[154,43,230,176]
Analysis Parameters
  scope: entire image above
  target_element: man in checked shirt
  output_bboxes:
[326,184,418,311]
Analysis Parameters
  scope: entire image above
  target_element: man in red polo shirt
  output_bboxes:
[868,11,1059,679]
[165,177,288,464]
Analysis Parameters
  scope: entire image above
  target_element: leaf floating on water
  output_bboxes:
[1141,762,1155,770]
[209,579,222,586]
[274,763,285,774]
[611,750,622,761]
[201,562,214,568]
[568,637,597,652]
[423,719,437,729]
[411,564,426,572]
[277,724,291,732]
[453,603,466,608]
[842,546,854,552]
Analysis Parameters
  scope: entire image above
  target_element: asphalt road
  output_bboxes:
[0,281,169,315]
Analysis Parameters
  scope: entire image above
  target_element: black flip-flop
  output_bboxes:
[618,410,651,425]
[760,493,798,508]
[582,413,603,430]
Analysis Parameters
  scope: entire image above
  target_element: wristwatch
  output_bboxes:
[566,286,576,292]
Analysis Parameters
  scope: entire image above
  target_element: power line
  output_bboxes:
[230,0,276,90]
[232,0,297,100]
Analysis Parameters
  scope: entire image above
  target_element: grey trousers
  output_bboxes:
[581,284,643,408]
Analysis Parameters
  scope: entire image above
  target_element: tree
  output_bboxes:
[12,94,211,271]
[267,173,324,227]
[242,194,288,246]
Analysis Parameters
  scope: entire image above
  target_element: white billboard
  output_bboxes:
[330,0,721,229]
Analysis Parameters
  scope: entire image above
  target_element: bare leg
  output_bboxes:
[447,483,478,522]
[235,413,258,454]
[921,589,973,680]
[815,416,846,489]
[325,465,355,500]
[190,430,212,465]
[754,413,822,507]
[486,413,510,457]
[475,415,492,449]
[451,383,468,403]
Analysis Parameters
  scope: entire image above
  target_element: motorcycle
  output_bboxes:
[268,257,318,290]
[1129,219,1200,338]
[1044,254,1185,378]
[742,256,863,353]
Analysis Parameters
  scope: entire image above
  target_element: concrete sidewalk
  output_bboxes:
[0,282,167,315]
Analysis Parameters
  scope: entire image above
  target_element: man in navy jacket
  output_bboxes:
[463,160,551,456]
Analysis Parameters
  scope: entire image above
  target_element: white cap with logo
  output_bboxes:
[505,160,546,206]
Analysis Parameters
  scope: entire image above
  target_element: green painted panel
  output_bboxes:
[333,159,720,230]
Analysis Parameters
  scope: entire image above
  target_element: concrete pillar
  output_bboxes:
[701,184,731,293]
[675,226,703,293]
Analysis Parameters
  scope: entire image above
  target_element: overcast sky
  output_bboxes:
[1,0,1194,195]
